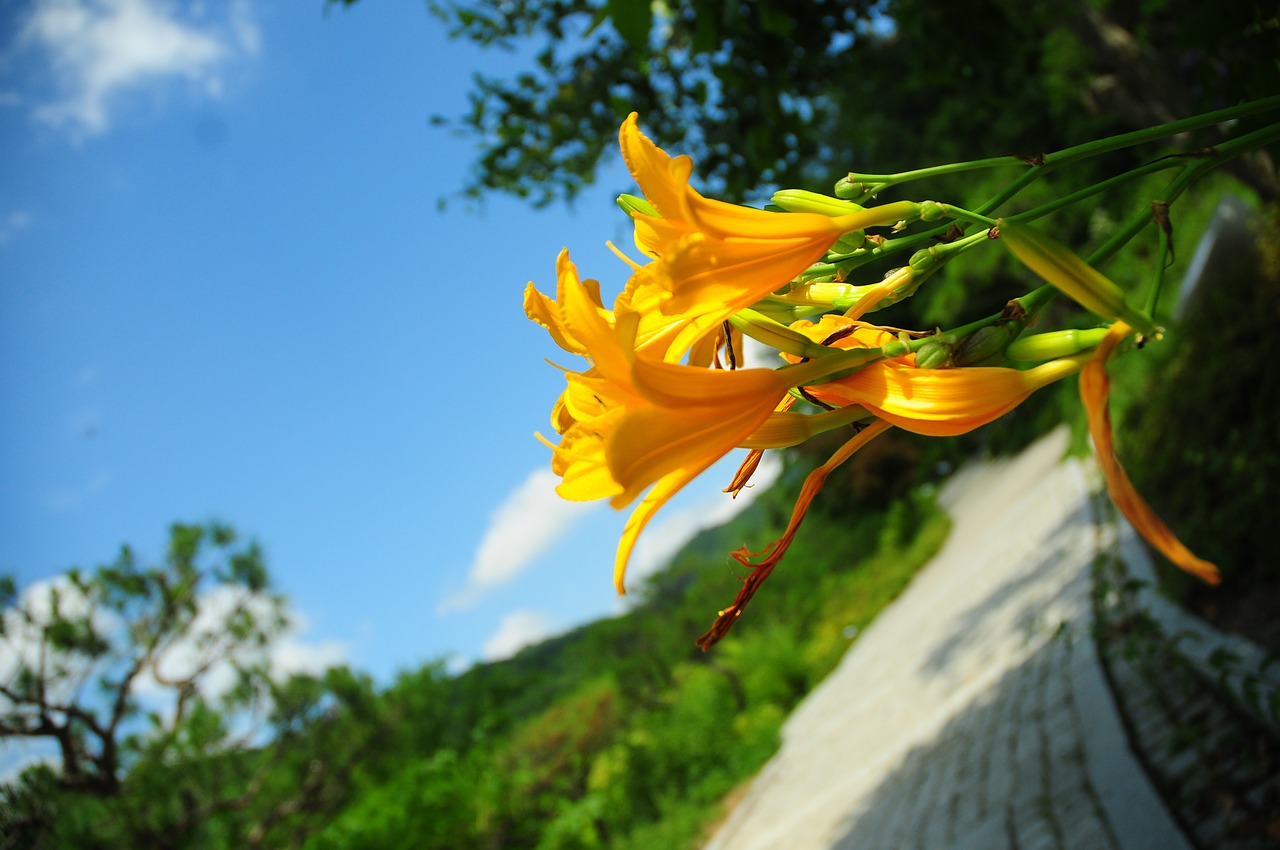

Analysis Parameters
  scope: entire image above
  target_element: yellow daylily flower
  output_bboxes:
[1080,322,1220,584]
[787,315,1087,435]
[527,250,803,594]
[525,249,696,437]
[618,113,920,358]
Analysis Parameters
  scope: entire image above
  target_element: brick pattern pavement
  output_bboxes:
[702,430,1279,850]
[1093,517,1280,849]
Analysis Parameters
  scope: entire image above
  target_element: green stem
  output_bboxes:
[904,283,1058,353]
[838,156,1017,199]
[739,404,873,449]
[939,205,998,229]
[1089,120,1280,266]
[1004,156,1185,225]
[729,309,842,359]
[1146,217,1172,317]
[842,96,1280,200]
[976,100,1280,217]
[1042,95,1280,170]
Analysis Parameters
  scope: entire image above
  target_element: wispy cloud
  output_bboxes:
[19,0,261,137]
[0,211,33,244]
[0,575,107,705]
[481,610,557,662]
[135,585,349,700]
[43,468,111,511]
[0,575,347,778]
[439,467,598,613]
[0,577,348,710]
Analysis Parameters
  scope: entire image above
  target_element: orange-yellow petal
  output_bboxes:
[557,250,631,382]
[1081,322,1220,584]
[546,421,624,502]
[697,419,894,650]
[606,394,784,508]
[613,464,705,595]
[808,357,1085,437]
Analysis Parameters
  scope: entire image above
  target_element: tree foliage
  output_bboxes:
[335,0,1279,205]
[0,524,381,850]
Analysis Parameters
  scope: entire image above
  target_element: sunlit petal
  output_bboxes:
[1081,322,1220,584]
[698,420,894,649]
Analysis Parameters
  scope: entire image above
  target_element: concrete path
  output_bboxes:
[704,428,1280,850]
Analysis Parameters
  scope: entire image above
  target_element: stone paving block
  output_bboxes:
[1062,820,1115,850]
[949,813,1008,850]
[1014,819,1058,850]
[703,432,1224,850]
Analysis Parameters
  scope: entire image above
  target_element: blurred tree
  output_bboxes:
[0,524,382,850]
[331,0,1279,205]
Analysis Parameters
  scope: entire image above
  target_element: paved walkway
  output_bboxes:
[704,428,1280,850]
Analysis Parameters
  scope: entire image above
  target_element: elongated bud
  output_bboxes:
[729,309,839,359]
[998,219,1158,336]
[772,189,867,217]
[617,193,659,218]
[1007,328,1110,361]
[953,325,1013,366]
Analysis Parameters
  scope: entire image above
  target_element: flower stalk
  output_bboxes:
[524,103,1261,648]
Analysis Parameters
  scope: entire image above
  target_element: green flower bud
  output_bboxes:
[919,201,946,222]
[617,193,659,218]
[909,248,941,273]
[834,174,868,199]
[1006,328,1110,361]
[882,338,911,358]
[914,339,954,369]
[772,189,867,217]
[952,325,1013,366]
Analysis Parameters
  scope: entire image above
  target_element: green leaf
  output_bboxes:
[606,0,652,52]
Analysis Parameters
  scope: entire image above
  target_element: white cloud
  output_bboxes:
[0,575,111,703]
[1,575,347,773]
[136,584,348,701]
[625,451,783,588]
[0,210,33,244]
[20,0,261,137]
[439,467,598,612]
[1,578,347,716]
[481,610,557,662]
[43,468,110,511]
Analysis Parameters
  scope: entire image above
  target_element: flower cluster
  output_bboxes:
[525,114,1219,649]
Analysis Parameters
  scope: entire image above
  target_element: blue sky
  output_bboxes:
[0,0,779,686]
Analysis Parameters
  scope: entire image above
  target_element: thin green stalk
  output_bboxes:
[838,156,1018,199]
[1004,156,1186,225]
[1042,95,1280,170]
[846,96,1280,203]
[1146,216,1173,317]
[977,99,1280,216]
[905,284,1058,352]
[842,95,1280,198]
[1089,120,1280,266]
[938,205,998,229]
